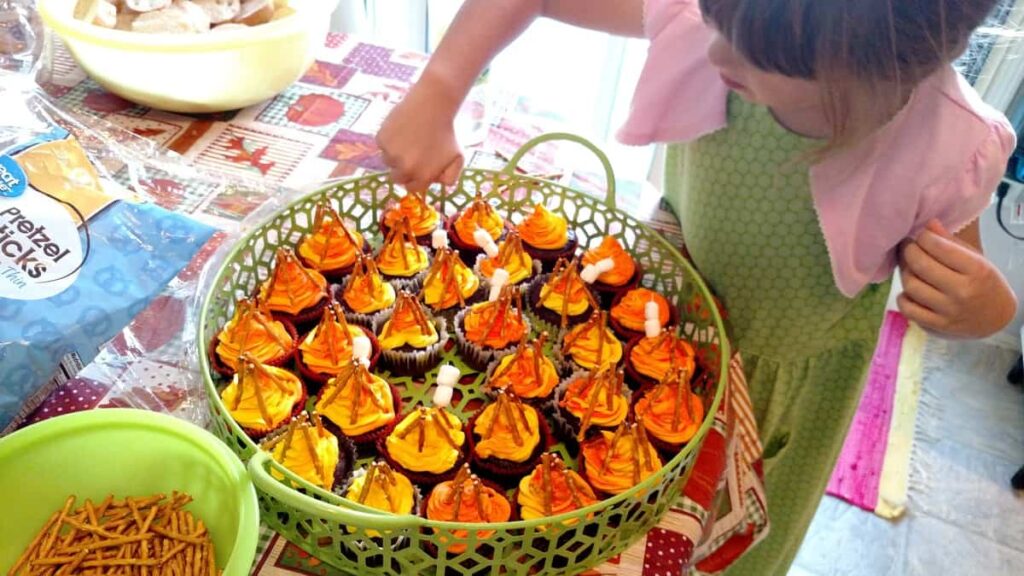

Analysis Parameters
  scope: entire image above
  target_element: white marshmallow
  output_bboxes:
[645,319,662,339]
[433,385,454,408]
[595,258,616,274]
[580,264,601,284]
[352,336,372,361]
[431,229,449,250]
[437,365,461,387]
[489,268,510,301]
[645,301,661,322]
[473,228,500,258]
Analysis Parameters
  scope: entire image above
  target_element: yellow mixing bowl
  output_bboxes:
[37,0,333,113]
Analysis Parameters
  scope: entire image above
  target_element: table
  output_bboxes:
[21,33,760,576]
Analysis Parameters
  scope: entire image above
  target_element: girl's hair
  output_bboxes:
[699,0,1001,149]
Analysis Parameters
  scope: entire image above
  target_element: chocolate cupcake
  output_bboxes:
[467,392,551,484]
[580,235,643,307]
[420,248,482,321]
[375,216,431,292]
[379,406,467,487]
[633,366,705,457]
[294,302,381,390]
[527,258,598,333]
[258,247,331,331]
[517,203,578,272]
[557,311,624,374]
[609,288,678,342]
[553,368,631,452]
[315,363,402,449]
[261,412,356,492]
[380,191,442,246]
[210,297,297,378]
[623,330,697,390]
[454,285,531,372]
[423,464,512,555]
[376,292,449,377]
[219,354,307,440]
[445,191,507,264]
[577,421,663,499]
[484,332,560,405]
[335,253,397,330]
[473,230,540,290]
[297,201,371,282]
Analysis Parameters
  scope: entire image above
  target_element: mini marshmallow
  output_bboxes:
[431,229,449,250]
[437,365,461,387]
[433,385,453,408]
[595,258,616,273]
[352,336,372,361]
[580,264,601,284]
[473,228,500,258]
[489,268,510,301]
[645,319,662,338]
[645,301,661,322]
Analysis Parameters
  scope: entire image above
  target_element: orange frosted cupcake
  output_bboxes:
[211,297,297,377]
[376,291,449,376]
[609,288,677,341]
[624,330,697,390]
[337,252,397,329]
[527,258,598,331]
[514,453,598,525]
[454,285,531,371]
[467,392,551,482]
[445,191,507,263]
[375,216,431,291]
[554,367,630,448]
[424,465,512,554]
[420,248,481,319]
[634,366,705,456]
[295,302,380,388]
[261,412,355,491]
[219,353,307,439]
[297,201,369,281]
[578,421,663,498]
[315,362,401,448]
[518,203,577,272]
[580,235,642,306]
[259,248,330,330]
[380,406,467,486]
[559,311,623,373]
[380,191,441,245]
[485,333,559,404]
[474,230,538,289]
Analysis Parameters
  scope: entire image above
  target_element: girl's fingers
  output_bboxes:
[440,155,465,187]
[915,223,979,274]
[899,240,962,292]
[899,266,951,315]
[896,292,947,331]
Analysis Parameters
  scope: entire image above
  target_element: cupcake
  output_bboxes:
[420,248,481,319]
[211,297,297,377]
[518,203,577,272]
[559,311,623,373]
[578,421,663,498]
[219,353,306,439]
[454,285,531,371]
[297,201,369,282]
[261,412,355,491]
[295,302,380,389]
[376,292,449,376]
[580,235,642,306]
[474,230,538,290]
[515,453,598,524]
[610,288,677,342]
[485,332,559,404]
[634,366,705,456]
[380,406,467,486]
[624,330,697,390]
[259,247,330,330]
[315,362,401,448]
[527,258,598,332]
[445,190,506,263]
[467,391,550,483]
[380,191,442,246]
[343,462,420,540]
[337,252,397,329]
[554,368,630,447]
[375,216,431,292]
[424,464,512,555]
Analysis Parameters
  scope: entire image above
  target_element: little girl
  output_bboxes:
[378,1,1020,573]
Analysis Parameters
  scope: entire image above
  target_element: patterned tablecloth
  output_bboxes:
[25,33,764,576]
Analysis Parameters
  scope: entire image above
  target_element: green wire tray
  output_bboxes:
[198,134,730,575]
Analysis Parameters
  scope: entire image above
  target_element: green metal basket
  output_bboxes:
[198,134,730,575]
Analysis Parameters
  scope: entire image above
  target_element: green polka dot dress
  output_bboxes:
[664,94,891,575]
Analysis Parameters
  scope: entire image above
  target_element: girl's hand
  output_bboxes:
[377,71,465,193]
[897,219,1017,338]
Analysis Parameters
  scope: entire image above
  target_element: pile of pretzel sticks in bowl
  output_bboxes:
[8,493,220,576]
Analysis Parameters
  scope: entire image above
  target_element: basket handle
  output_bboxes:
[501,132,617,208]
[247,451,425,530]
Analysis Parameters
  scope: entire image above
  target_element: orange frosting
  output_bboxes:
[580,426,663,495]
[298,203,365,272]
[216,299,293,371]
[378,292,439,350]
[453,193,504,246]
[477,232,534,285]
[518,204,569,250]
[559,370,629,436]
[426,467,512,554]
[581,236,637,287]
[634,371,704,446]
[422,249,480,311]
[316,365,396,438]
[462,289,528,349]
[383,193,440,237]
[538,260,594,320]
[488,335,559,400]
[343,255,396,315]
[517,454,598,523]
[629,333,697,383]
[611,289,671,332]
[260,249,328,316]
[472,394,542,463]
[376,237,429,278]
[562,312,623,370]
[299,306,367,376]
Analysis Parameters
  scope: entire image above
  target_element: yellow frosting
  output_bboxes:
[580,430,663,495]
[488,347,559,400]
[297,217,365,272]
[423,255,480,311]
[519,204,569,250]
[611,289,671,332]
[378,299,439,350]
[581,236,637,287]
[478,240,534,284]
[427,480,511,553]
[516,464,598,522]
[560,374,629,429]
[220,364,304,432]
[259,254,328,316]
[539,272,592,317]
[564,323,623,370]
[453,198,504,246]
[463,302,528,349]
[343,265,397,314]
[472,401,541,463]
[385,409,465,474]
[630,336,696,382]
[299,322,366,376]
[215,303,293,370]
[376,239,429,278]
[383,194,440,237]
[316,372,396,437]
[268,425,339,489]
[635,390,704,445]
[344,467,417,524]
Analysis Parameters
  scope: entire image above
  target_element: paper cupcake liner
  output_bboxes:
[608,290,681,343]
[208,319,298,379]
[588,263,644,309]
[331,282,395,331]
[318,383,404,450]
[522,230,579,273]
[473,254,543,292]
[526,274,593,335]
[453,308,531,372]
[375,314,449,377]
[381,267,429,294]
[237,384,309,443]
[551,372,633,452]
[294,327,382,393]
[480,357,557,406]
[466,409,552,486]
[377,434,466,488]
[423,286,485,323]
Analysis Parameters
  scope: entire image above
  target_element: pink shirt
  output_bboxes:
[618,0,1016,297]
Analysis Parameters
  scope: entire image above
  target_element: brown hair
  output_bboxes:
[699,0,1001,150]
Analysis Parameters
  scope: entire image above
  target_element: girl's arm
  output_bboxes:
[897,219,1018,338]
[377,0,644,192]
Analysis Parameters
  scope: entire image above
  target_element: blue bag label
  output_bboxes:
[0,156,26,198]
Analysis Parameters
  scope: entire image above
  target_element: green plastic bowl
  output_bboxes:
[0,409,260,576]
